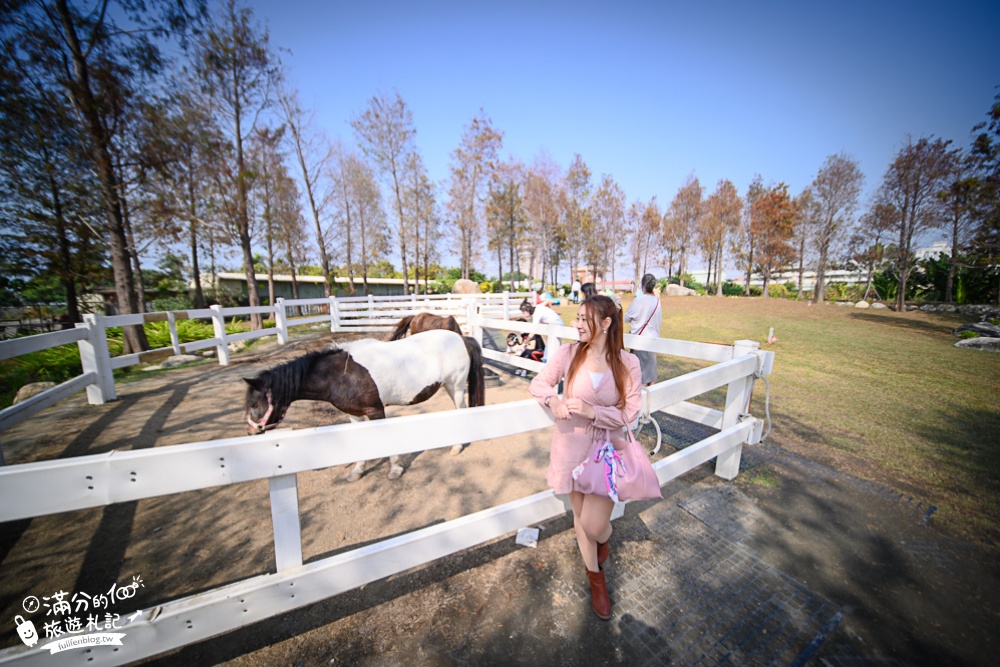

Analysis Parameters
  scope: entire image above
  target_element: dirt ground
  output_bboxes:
[2,328,998,665]
[0,330,553,652]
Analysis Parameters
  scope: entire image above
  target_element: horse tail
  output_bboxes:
[389,315,413,341]
[462,335,486,407]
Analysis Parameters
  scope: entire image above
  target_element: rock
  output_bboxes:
[854,301,870,309]
[938,304,957,313]
[228,339,247,353]
[13,381,57,404]
[871,303,887,309]
[664,283,697,296]
[953,322,1000,338]
[451,279,481,295]
[160,354,201,368]
[905,305,919,312]
[955,337,1000,352]
[919,304,936,312]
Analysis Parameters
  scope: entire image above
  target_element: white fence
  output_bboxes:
[0,306,772,666]
[0,293,530,462]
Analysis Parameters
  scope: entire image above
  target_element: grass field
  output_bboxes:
[552,296,1000,552]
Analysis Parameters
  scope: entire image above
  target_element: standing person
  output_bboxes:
[624,273,662,386]
[529,295,642,619]
[519,299,564,362]
[571,278,582,303]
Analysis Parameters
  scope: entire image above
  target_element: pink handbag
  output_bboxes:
[572,425,662,502]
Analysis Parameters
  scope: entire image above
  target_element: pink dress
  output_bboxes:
[529,343,642,494]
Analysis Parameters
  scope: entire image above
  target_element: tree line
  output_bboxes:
[2,1,998,355]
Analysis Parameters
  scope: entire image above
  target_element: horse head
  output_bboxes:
[243,374,285,435]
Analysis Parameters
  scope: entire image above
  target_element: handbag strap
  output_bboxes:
[635,300,660,336]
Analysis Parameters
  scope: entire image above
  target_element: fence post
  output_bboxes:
[329,296,340,332]
[77,314,116,404]
[275,298,289,345]
[367,294,375,323]
[715,339,759,480]
[269,473,303,571]
[503,292,510,320]
[211,305,230,367]
[167,312,182,356]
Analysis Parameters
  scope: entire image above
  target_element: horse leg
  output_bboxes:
[346,415,368,482]
[449,386,469,456]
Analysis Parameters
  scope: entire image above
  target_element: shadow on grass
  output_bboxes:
[847,309,966,336]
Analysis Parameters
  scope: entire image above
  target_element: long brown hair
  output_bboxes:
[566,295,629,410]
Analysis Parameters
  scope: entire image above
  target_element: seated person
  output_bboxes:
[520,332,545,362]
[505,333,524,355]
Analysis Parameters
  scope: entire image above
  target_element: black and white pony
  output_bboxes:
[243,329,486,481]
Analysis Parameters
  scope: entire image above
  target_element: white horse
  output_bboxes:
[244,329,485,481]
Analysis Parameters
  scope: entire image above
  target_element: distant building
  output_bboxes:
[207,273,437,301]
[914,240,950,261]
[571,267,635,294]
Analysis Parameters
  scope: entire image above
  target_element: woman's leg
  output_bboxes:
[570,491,614,572]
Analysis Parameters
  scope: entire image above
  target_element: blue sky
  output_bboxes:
[253,0,999,271]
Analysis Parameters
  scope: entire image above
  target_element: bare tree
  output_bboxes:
[331,148,390,294]
[592,174,627,286]
[196,0,277,329]
[877,136,953,310]
[938,148,978,302]
[523,153,566,285]
[751,182,797,298]
[667,175,702,283]
[276,82,335,296]
[809,153,865,303]
[351,91,417,293]
[701,180,742,296]
[447,109,502,280]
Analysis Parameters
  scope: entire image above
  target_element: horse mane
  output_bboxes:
[257,348,345,409]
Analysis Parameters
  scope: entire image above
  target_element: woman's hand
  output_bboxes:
[563,397,595,420]
[549,397,571,420]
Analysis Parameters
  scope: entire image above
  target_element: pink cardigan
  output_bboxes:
[529,343,642,494]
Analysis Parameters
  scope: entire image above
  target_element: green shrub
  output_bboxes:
[768,283,789,299]
[959,330,979,339]
[722,281,745,296]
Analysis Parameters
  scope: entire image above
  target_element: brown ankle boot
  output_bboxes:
[586,567,612,620]
[597,539,609,566]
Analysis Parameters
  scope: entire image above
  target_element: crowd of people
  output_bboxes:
[502,274,665,620]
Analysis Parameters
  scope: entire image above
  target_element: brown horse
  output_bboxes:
[389,311,462,340]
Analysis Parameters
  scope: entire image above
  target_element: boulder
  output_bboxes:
[160,354,201,368]
[955,337,1000,352]
[664,283,697,297]
[13,381,57,404]
[871,303,887,309]
[452,279,481,295]
[854,301,870,309]
[953,322,1000,338]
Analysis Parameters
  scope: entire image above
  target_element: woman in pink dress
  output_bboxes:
[529,295,642,619]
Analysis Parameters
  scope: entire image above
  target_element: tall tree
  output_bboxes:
[969,91,1000,304]
[791,188,815,299]
[751,182,797,298]
[851,201,897,301]
[3,0,204,349]
[809,153,865,303]
[937,148,978,303]
[332,149,390,295]
[701,180,742,296]
[0,42,101,325]
[522,153,566,287]
[667,175,702,282]
[486,160,527,292]
[447,109,502,280]
[277,81,335,296]
[352,91,417,292]
[196,0,276,329]
[565,154,593,283]
[877,136,953,311]
[591,174,627,287]
[626,198,659,285]
[735,176,765,295]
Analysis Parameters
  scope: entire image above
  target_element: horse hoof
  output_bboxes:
[388,466,404,480]
[450,444,465,456]
[347,470,364,482]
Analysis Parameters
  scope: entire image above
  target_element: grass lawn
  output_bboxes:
[552,296,1000,552]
